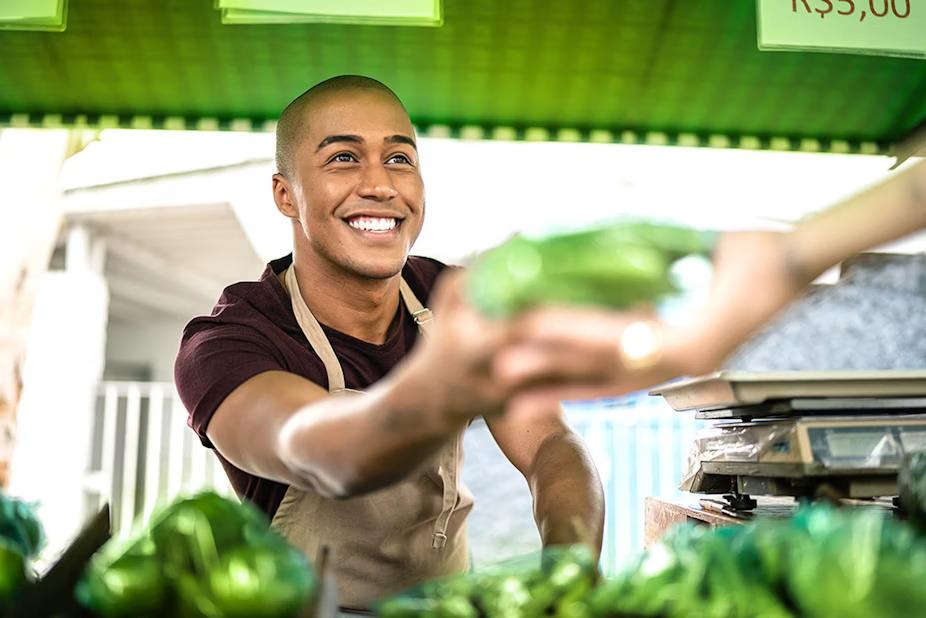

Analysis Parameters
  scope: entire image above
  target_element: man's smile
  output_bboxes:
[343,214,404,238]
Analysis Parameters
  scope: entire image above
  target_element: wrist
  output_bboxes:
[782,229,823,289]
[661,319,729,378]
[382,351,468,437]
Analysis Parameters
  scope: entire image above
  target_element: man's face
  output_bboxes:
[285,89,425,280]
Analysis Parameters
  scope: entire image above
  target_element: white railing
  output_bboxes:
[85,381,703,572]
[85,381,232,535]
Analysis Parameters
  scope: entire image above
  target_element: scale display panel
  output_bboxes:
[808,426,902,467]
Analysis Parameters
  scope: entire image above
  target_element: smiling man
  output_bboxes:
[174,75,603,609]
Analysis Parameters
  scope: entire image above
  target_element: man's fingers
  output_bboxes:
[493,344,619,388]
[512,306,656,347]
[506,384,629,421]
[430,269,466,312]
[513,307,608,342]
[493,346,558,386]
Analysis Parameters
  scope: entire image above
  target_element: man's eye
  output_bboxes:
[331,152,357,163]
[387,154,411,165]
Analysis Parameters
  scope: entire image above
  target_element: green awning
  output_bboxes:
[1,0,924,154]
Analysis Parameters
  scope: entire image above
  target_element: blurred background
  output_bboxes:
[6,127,921,573]
[3,0,925,580]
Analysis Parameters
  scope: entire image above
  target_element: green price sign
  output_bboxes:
[757,0,925,59]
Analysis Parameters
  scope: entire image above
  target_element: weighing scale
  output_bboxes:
[651,371,926,510]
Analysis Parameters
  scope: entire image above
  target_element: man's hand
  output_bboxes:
[208,270,515,498]
[402,270,512,423]
[492,307,680,418]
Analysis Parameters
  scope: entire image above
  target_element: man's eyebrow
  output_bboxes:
[315,134,417,152]
[316,134,363,152]
[386,134,417,150]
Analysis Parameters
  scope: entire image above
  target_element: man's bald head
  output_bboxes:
[275,75,407,178]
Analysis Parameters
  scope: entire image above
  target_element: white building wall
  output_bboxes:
[105,317,188,383]
[10,227,109,560]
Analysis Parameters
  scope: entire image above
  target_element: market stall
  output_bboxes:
[1,0,924,153]
[2,0,926,616]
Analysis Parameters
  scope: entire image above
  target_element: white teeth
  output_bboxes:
[348,216,397,232]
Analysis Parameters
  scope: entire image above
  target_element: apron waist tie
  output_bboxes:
[431,436,460,549]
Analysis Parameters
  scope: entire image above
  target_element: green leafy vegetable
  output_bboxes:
[378,545,597,618]
[467,221,715,317]
[0,493,44,610]
[77,491,314,618]
[592,505,926,618]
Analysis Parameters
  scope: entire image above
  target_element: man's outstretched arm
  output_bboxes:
[206,272,508,499]
[486,407,604,556]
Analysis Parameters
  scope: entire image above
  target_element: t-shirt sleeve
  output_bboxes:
[405,256,454,305]
[174,323,284,448]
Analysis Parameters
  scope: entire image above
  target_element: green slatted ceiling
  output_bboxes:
[1,0,924,153]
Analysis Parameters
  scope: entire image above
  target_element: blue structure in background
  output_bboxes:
[463,270,714,573]
[565,393,705,574]
[463,392,705,575]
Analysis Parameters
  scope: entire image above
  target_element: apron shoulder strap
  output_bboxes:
[283,265,347,392]
[399,278,433,337]
[283,266,434,390]
[282,264,458,551]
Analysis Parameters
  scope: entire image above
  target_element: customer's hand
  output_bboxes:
[494,231,807,416]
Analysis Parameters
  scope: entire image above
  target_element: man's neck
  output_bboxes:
[290,253,402,345]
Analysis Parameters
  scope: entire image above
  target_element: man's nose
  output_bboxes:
[358,162,398,201]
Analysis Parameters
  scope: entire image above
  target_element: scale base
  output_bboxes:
[692,471,898,506]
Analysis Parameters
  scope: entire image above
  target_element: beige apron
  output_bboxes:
[272,265,473,609]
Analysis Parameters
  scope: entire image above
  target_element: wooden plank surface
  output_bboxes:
[644,495,796,547]
[644,494,896,547]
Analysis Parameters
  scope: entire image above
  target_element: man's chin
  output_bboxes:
[345,256,409,281]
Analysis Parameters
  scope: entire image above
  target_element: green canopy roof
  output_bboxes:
[2,0,925,154]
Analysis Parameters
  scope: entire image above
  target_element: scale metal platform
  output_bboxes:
[695,396,926,420]
[651,370,926,411]
[652,371,926,507]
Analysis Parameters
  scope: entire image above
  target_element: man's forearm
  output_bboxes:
[529,431,604,556]
[278,353,466,498]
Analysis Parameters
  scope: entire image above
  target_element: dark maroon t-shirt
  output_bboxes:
[174,254,447,519]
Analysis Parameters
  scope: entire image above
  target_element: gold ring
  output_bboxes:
[617,320,664,371]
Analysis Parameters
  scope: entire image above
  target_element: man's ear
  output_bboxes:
[272,173,300,219]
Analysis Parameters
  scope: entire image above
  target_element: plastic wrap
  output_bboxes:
[687,422,796,463]
[679,422,797,492]
[679,418,912,492]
